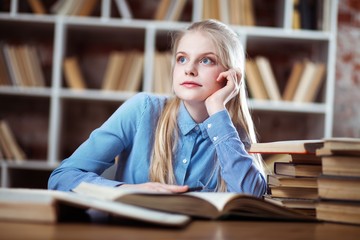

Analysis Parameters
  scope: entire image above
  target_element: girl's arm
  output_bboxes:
[48,93,150,191]
[203,110,267,196]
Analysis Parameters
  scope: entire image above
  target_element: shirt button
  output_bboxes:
[195,126,199,131]
[182,159,188,164]
[213,136,218,141]
[207,123,212,129]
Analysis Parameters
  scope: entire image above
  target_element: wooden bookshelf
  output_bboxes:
[0,0,338,188]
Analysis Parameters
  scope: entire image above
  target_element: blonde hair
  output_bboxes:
[149,19,265,191]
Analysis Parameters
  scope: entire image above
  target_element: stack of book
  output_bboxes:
[316,138,360,225]
[250,139,324,216]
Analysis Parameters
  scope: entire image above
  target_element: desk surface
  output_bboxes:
[1,220,360,240]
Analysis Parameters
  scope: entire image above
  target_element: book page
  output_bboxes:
[185,192,240,212]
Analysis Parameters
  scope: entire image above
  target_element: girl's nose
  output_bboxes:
[185,62,198,76]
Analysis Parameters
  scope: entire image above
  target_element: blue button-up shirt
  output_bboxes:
[48,92,266,196]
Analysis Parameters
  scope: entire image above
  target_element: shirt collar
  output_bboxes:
[177,102,209,138]
[178,101,198,136]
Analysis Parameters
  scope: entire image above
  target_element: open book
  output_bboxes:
[0,188,190,227]
[72,182,315,221]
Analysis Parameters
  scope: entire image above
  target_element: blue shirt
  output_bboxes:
[48,92,266,196]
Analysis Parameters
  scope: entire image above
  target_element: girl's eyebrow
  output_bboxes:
[175,51,218,57]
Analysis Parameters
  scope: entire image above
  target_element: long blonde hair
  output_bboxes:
[149,19,265,191]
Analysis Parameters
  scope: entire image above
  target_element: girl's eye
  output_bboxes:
[200,57,214,65]
[177,56,187,64]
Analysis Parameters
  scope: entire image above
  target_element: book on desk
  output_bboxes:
[0,181,315,227]
[250,137,360,225]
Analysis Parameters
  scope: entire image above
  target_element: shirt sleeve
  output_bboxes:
[48,93,150,191]
[203,110,267,196]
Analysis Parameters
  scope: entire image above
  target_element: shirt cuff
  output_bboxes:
[203,110,239,145]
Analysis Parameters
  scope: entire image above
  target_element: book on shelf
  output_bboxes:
[116,51,143,91]
[77,0,98,17]
[167,0,187,21]
[201,0,255,26]
[101,51,126,91]
[73,182,315,221]
[122,51,144,92]
[292,61,326,103]
[153,51,172,94]
[292,60,316,102]
[114,0,133,19]
[293,0,331,30]
[292,0,301,29]
[0,188,190,227]
[228,0,255,26]
[202,0,220,21]
[26,0,46,14]
[255,56,281,101]
[0,120,26,161]
[63,56,87,90]
[298,0,313,30]
[282,61,305,101]
[102,51,144,92]
[245,59,269,100]
[0,44,11,86]
[154,0,171,20]
[50,0,98,16]
[2,44,45,88]
[274,162,322,178]
[153,0,186,21]
[304,0,331,30]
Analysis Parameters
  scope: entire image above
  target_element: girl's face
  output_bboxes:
[172,31,227,104]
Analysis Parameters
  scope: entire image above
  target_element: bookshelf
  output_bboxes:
[0,0,338,188]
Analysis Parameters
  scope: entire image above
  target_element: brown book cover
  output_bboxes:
[245,59,269,100]
[267,174,318,188]
[0,120,26,161]
[283,61,305,101]
[102,51,126,91]
[290,153,322,164]
[26,0,46,14]
[63,57,87,90]
[302,63,326,102]
[321,155,360,177]
[316,200,360,225]
[154,0,171,20]
[269,185,318,200]
[249,139,324,154]
[255,56,281,101]
[318,175,360,201]
[274,162,322,177]
[292,60,317,102]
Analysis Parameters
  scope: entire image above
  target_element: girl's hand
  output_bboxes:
[118,182,189,193]
[205,69,241,116]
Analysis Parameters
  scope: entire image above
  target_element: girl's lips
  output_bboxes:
[180,81,202,88]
